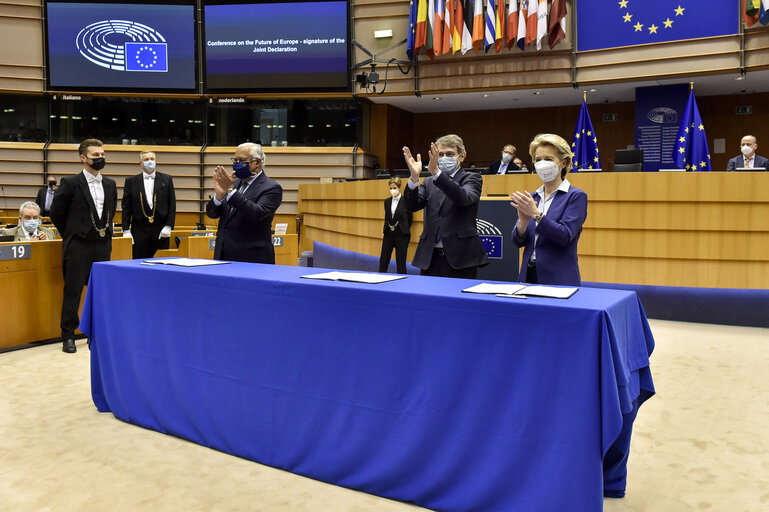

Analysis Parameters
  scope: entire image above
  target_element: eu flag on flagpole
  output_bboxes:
[407,0,418,59]
[672,88,712,172]
[571,99,601,171]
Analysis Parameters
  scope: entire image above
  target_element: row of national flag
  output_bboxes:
[744,0,769,26]
[406,0,567,60]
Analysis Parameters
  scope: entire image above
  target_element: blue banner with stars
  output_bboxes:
[672,88,712,171]
[576,0,739,51]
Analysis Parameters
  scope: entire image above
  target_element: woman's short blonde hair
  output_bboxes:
[435,134,466,156]
[529,133,573,177]
[388,176,402,187]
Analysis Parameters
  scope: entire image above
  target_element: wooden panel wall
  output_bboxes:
[0,0,44,92]
[0,143,376,227]
[299,172,769,289]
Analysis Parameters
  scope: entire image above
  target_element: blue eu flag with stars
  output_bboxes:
[672,88,711,172]
[571,99,601,171]
[125,43,168,72]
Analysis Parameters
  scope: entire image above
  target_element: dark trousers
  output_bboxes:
[131,221,168,259]
[420,248,478,279]
[378,232,410,274]
[525,260,538,284]
[61,236,111,338]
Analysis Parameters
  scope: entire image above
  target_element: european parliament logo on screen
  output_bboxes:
[477,219,503,259]
[76,20,168,72]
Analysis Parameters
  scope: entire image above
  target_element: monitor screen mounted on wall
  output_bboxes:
[45,0,197,92]
[203,0,350,92]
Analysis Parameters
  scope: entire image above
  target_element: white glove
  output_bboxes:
[123,230,134,245]
[159,226,172,239]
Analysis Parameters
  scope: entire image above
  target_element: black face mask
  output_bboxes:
[89,157,106,171]
[48,182,56,188]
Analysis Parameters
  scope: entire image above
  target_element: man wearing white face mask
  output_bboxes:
[489,144,522,174]
[726,135,768,171]
[4,201,55,241]
[510,133,588,286]
[402,134,489,279]
[121,150,177,259]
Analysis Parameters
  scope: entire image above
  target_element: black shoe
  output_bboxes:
[62,338,77,353]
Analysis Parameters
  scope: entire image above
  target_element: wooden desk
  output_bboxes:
[154,234,298,266]
[0,237,131,349]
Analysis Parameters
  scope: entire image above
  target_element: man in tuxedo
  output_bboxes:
[378,177,412,274]
[122,151,176,259]
[402,134,489,279]
[726,135,769,171]
[206,142,282,263]
[488,144,521,174]
[3,201,55,240]
[50,139,117,354]
[35,176,57,216]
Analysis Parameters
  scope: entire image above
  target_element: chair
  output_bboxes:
[613,149,644,172]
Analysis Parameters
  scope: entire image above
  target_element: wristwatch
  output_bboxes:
[534,211,544,222]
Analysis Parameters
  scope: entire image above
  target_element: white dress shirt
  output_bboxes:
[390,194,400,216]
[529,179,572,262]
[213,171,261,206]
[744,155,754,168]
[44,188,55,211]
[143,172,155,208]
[497,162,509,174]
[83,169,104,217]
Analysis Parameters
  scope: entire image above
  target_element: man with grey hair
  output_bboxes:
[206,142,283,263]
[122,150,176,259]
[3,201,55,241]
[402,134,488,278]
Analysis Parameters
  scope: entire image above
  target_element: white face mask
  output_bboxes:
[390,188,400,197]
[143,160,156,172]
[741,145,754,157]
[22,219,41,232]
[501,154,513,164]
[437,156,459,174]
[534,160,561,183]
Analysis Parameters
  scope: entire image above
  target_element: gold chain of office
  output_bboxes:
[139,192,157,223]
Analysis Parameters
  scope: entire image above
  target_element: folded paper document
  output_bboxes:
[301,271,406,284]
[144,258,230,267]
[463,282,578,299]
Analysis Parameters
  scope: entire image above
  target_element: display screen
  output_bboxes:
[45,1,197,92]
[204,0,349,92]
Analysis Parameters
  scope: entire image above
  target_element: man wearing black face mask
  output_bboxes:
[35,176,57,216]
[205,142,282,263]
[50,139,117,354]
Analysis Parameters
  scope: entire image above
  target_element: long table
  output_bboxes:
[82,261,655,511]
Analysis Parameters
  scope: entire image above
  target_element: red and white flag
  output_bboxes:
[535,0,547,50]
[507,0,519,49]
[525,0,537,47]
[548,0,567,49]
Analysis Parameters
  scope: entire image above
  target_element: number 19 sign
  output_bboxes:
[0,243,31,260]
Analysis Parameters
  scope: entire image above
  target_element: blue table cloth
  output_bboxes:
[82,260,654,512]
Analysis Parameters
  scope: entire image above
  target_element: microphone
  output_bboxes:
[481,171,501,196]
[0,185,7,210]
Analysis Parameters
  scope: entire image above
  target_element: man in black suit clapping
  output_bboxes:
[206,142,283,264]
[122,150,176,259]
[50,139,117,354]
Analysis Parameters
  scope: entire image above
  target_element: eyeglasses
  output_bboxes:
[230,158,256,163]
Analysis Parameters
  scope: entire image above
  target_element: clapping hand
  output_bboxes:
[213,165,235,200]
[510,190,540,225]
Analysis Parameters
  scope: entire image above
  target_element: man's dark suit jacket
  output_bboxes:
[403,168,489,271]
[488,160,522,174]
[726,154,769,171]
[205,172,283,264]
[35,186,55,216]
[121,172,176,232]
[50,172,118,243]
[382,196,412,235]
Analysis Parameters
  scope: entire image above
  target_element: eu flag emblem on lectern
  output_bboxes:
[672,88,711,172]
[125,43,168,72]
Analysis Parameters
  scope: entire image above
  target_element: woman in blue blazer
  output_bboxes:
[510,134,588,286]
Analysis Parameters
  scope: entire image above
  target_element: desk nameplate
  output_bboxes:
[0,243,31,260]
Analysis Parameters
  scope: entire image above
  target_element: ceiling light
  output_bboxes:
[433,97,441,101]
[533,91,543,95]
[482,94,490,98]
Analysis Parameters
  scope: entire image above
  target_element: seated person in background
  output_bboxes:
[510,133,587,286]
[513,157,528,171]
[378,177,412,274]
[726,135,768,171]
[4,201,55,241]
[489,144,522,174]
[35,176,57,217]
